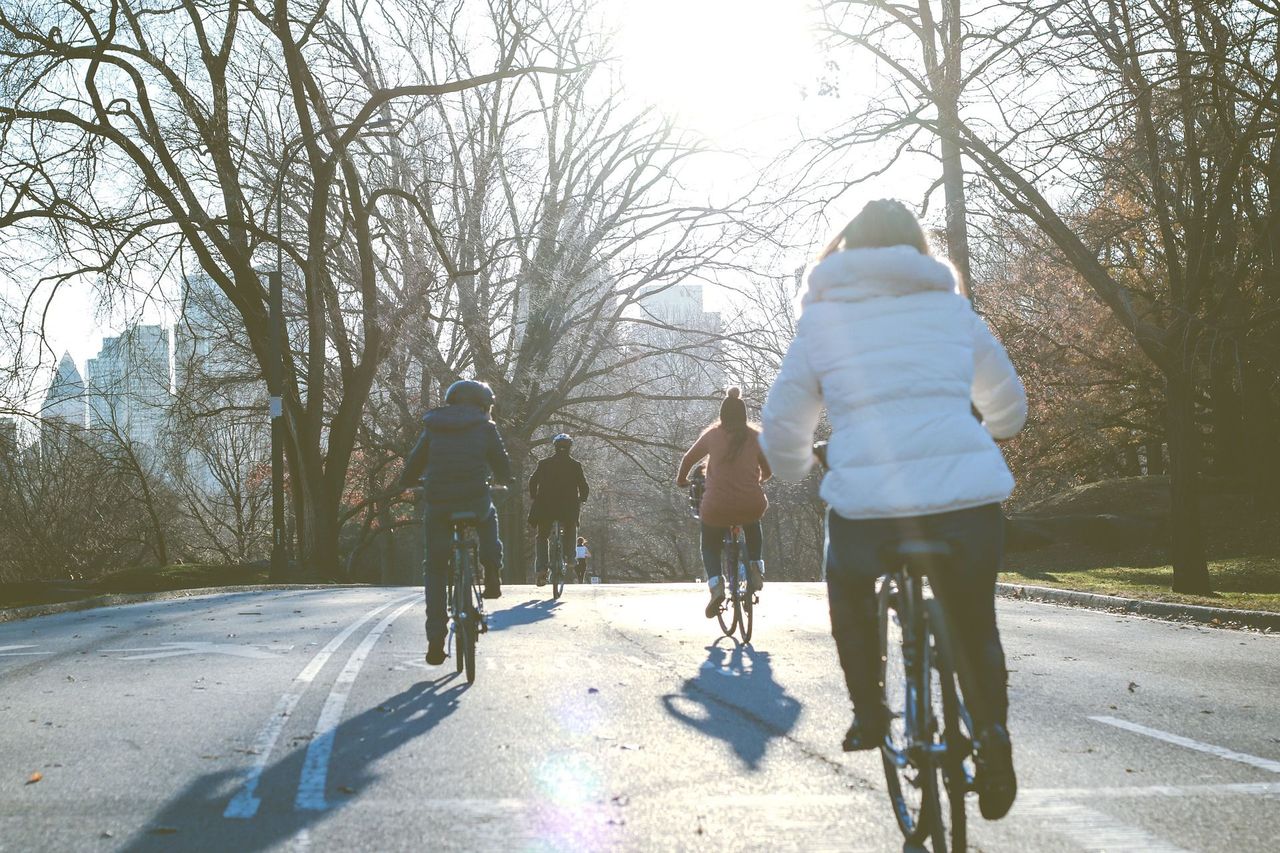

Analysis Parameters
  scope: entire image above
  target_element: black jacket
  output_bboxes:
[398,405,513,506]
[528,451,589,524]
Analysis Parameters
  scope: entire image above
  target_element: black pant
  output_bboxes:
[700,521,763,580]
[535,519,577,576]
[825,503,1009,729]
[423,499,502,644]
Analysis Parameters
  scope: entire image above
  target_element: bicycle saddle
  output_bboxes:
[884,540,953,576]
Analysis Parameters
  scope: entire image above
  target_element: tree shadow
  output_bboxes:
[120,673,466,852]
[486,598,562,632]
[660,640,802,771]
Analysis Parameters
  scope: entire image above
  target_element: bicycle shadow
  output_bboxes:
[660,640,802,770]
[119,673,466,852]
[486,598,562,632]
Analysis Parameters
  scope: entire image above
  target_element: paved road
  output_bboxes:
[1,584,1276,852]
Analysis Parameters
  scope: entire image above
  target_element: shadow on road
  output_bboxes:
[121,673,465,852]
[486,598,562,632]
[661,640,801,770]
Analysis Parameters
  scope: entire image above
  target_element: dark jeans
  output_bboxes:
[423,498,502,644]
[701,521,763,581]
[535,519,576,576]
[825,503,1009,729]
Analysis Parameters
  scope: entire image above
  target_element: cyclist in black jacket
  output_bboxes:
[528,434,589,585]
[398,380,512,665]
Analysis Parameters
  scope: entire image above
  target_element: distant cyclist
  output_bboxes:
[759,199,1027,820]
[575,537,590,583]
[398,379,512,665]
[528,434,590,586]
[676,387,772,618]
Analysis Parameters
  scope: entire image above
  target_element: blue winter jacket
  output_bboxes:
[397,405,513,506]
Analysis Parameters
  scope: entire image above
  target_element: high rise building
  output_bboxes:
[0,416,17,455]
[86,324,172,450]
[40,352,86,448]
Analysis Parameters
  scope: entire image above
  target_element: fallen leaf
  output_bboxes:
[100,831,114,839]
[149,827,179,835]
[26,772,42,785]
[587,687,600,694]
[338,785,356,795]
[1127,682,1138,693]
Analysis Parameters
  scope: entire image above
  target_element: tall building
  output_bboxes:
[40,352,86,448]
[0,416,17,455]
[86,324,172,450]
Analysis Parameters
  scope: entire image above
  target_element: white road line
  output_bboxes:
[0,644,46,656]
[1019,801,1192,853]
[295,599,417,811]
[1090,715,1280,775]
[707,782,1280,808]
[223,593,418,819]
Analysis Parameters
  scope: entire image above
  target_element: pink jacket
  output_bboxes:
[678,426,772,526]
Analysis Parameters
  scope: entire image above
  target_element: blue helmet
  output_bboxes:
[445,379,495,408]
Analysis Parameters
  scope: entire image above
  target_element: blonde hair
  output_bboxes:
[818,199,931,261]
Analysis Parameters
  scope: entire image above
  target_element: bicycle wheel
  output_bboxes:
[878,577,941,845]
[550,525,565,600]
[736,534,753,644]
[927,599,977,853]
[715,537,739,637]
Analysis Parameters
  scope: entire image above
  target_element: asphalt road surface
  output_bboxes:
[1,584,1276,852]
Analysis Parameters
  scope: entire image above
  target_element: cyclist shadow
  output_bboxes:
[486,598,562,632]
[661,640,801,771]
[120,672,466,852]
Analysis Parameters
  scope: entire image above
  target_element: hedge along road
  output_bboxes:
[0,584,1276,852]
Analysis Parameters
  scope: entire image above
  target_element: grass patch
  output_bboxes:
[1000,555,1280,613]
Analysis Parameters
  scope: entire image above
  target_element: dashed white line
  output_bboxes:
[295,599,417,811]
[223,593,418,819]
[0,644,46,657]
[1090,715,1280,775]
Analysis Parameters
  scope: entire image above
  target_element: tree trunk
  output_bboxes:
[501,442,529,584]
[1209,353,1247,482]
[297,480,342,581]
[1165,369,1211,593]
[1242,361,1280,513]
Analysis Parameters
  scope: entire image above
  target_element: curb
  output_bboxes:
[996,582,1280,632]
[0,583,371,624]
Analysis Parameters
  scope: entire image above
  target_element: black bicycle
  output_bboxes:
[446,485,507,684]
[688,465,755,643]
[814,442,980,852]
[548,520,567,600]
[877,541,984,853]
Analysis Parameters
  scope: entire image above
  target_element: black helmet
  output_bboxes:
[552,433,573,449]
[445,379,495,408]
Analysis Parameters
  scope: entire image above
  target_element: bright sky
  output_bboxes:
[4,0,929,416]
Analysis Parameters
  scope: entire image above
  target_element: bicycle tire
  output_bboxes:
[716,536,739,637]
[926,598,976,853]
[736,532,753,644]
[878,577,940,845]
[550,524,565,600]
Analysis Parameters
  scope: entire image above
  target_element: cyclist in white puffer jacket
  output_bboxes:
[760,199,1027,822]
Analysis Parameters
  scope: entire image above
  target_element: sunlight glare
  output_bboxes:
[616,0,818,146]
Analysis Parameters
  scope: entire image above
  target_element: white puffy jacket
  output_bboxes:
[760,246,1027,519]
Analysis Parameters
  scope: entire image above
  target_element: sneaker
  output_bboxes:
[482,583,502,600]
[747,560,765,593]
[425,638,447,666]
[841,710,888,752]
[535,571,548,587]
[704,578,725,619]
[974,724,1017,820]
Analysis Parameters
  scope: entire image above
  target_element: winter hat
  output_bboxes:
[719,386,747,428]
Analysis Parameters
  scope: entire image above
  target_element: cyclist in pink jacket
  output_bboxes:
[760,200,1027,821]
[677,387,773,617]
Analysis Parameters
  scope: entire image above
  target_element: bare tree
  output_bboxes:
[0,0,581,579]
